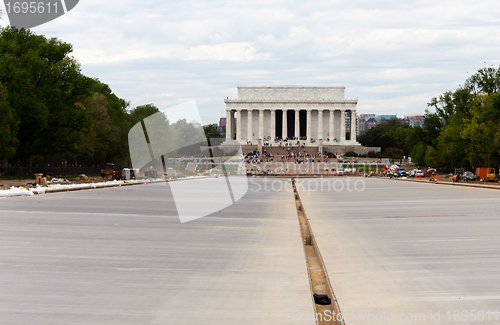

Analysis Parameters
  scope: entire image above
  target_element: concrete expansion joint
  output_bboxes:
[292,182,345,325]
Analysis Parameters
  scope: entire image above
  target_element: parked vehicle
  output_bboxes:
[101,163,138,180]
[476,168,496,182]
[409,168,423,177]
[415,169,423,178]
[395,168,407,177]
[388,165,399,178]
[462,171,476,182]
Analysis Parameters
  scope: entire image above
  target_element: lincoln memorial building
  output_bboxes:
[224,86,360,146]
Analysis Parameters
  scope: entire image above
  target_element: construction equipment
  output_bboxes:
[476,168,496,182]
[144,170,157,178]
[426,168,438,178]
[101,163,138,180]
[101,163,117,179]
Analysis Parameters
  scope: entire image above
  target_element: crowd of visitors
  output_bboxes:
[248,136,344,146]
[245,148,332,164]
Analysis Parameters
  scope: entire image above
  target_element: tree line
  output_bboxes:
[0,27,221,167]
[359,67,500,169]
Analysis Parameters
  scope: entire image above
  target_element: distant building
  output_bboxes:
[356,114,397,135]
[218,117,236,138]
[380,114,398,120]
[356,113,426,135]
[219,117,226,134]
[403,115,425,127]
[365,117,379,131]
[357,114,376,134]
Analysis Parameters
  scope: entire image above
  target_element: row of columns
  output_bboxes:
[227,108,356,143]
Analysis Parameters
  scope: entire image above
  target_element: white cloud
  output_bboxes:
[189,42,271,61]
[72,40,270,65]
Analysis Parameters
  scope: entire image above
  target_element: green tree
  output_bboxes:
[461,92,500,167]
[426,66,500,168]
[128,103,159,127]
[435,112,469,168]
[408,111,445,167]
[410,142,428,166]
[406,126,425,155]
[172,119,205,147]
[88,79,130,165]
[167,119,206,157]
[421,111,443,147]
[203,124,223,141]
[358,118,410,154]
[382,147,404,158]
[0,27,91,165]
[424,145,443,167]
[0,82,18,161]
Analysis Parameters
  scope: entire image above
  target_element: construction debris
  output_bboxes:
[313,293,332,305]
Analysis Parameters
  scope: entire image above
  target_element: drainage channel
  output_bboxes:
[293,183,345,325]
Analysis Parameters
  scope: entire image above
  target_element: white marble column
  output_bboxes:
[340,109,346,142]
[306,110,311,140]
[226,109,232,140]
[247,109,253,141]
[270,109,276,140]
[294,109,300,139]
[259,109,264,140]
[351,109,357,142]
[318,109,323,140]
[236,109,242,141]
[282,109,287,139]
[329,108,334,142]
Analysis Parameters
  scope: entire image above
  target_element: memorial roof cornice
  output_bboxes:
[224,99,358,104]
[236,86,345,89]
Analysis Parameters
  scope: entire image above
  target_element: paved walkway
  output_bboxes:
[297,177,500,324]
[0,179,313,325]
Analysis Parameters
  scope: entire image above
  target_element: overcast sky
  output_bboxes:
[1,0,500,124]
